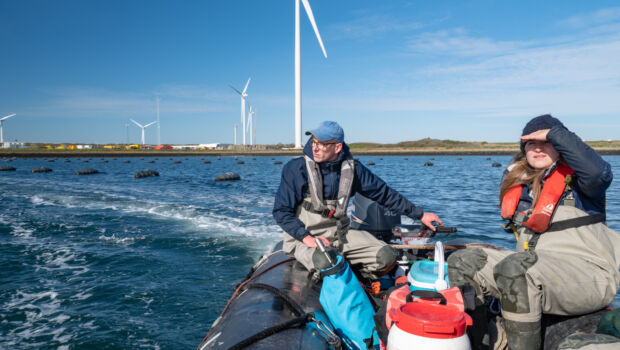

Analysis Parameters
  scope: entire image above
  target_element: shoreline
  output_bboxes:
[3,148,620,157]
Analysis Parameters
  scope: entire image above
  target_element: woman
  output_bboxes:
[448,114,620,350]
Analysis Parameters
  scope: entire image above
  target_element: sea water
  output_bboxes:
[1,155,619,349]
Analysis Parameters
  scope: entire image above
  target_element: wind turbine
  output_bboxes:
[253,107,257,145]
[156,97,161,145]
[230,78,251,145]
[0,113,16,144]
[130,119,157,145]
[247,106,254,145]
[294,0,327,148]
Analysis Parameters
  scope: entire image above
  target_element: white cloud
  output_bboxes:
[329,13,425,40]
[406,28,525,57]
[559,6,620,28]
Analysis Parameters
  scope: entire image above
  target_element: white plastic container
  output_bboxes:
[387,301,472,350]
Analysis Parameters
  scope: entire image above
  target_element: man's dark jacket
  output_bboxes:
[273,139,424,241]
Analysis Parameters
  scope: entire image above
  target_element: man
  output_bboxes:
[273,121,442,280]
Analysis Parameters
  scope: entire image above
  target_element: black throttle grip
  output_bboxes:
[435,226,457,234]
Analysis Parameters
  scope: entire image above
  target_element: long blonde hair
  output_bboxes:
[499,152,547,207]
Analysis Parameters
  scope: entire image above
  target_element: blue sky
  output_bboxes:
[1,0,619,145]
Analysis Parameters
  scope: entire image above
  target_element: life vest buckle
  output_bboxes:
[320,208,336,218]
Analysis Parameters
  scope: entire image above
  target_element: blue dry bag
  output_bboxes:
[319,255,380,350]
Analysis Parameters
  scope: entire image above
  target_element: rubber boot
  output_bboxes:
[467,304,490,350]
[504,319,541,350]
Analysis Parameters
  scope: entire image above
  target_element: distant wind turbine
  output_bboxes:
[253,107,257,144]
[156,97,161,145]
[247,106,254,145]
[0,113,16,144]
[130,119,157,145]
[294,0,327,148]
[230,78,251,145]
[234,124,238,145]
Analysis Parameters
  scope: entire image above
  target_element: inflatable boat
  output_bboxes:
[197,196,619,350]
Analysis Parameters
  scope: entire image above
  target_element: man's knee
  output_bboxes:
[312,247,339,271]
[376,245,397,273]
[493,252,538,314]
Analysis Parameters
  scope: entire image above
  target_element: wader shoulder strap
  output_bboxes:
[526,213,606,250]
[545,213,606,233]
[304,156,326,212]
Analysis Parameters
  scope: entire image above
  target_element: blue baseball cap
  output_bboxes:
[305,121,344,143]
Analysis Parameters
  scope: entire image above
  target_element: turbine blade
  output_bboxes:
[130,119,143,128]
[301,0,327,58]
[144,121,157,128]
[242,78,251,94]
[0,113,16,121]
[229,85,242,95]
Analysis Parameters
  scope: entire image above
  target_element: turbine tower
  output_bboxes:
[230,78,251,145]
[156,96,160,145]
[234,125,238,145]
[247,106,254,145]
[295,0,327,148]
[253,107,257,145]
[0,113,16,144]
[130,119,157,145]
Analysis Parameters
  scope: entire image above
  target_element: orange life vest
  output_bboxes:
[501,163,574,233]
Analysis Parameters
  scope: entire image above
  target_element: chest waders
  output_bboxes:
[449,170,620,350]
[282,156,397,281]
[301,155,355,251]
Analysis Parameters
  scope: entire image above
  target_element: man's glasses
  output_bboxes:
[312,139,339,150]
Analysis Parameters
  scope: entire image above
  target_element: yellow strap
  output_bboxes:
[503,222,519,241]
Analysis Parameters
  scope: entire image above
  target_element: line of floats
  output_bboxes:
[0,157,503,180]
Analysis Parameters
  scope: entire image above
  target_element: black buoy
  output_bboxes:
[215,172,241,181]
[252,158,256,160]
[76,168,99,175]
[424,162,434,166]
[236,161,245,164]
[404,158,408,160]
[134,169,160,178]
[203,160,211,164]
[367,161,376,166]
[486,157,491,160]
[379,158,383,160]
[492,162,502,167]
[31,167,53,173]
[458,158,463,160]
[0,166,16,171]
[217,157,221,160]
[64,159,71,162]
[147,160,155,163]
[430,158,435,160]
[173,160,182,164]
[101,160,108,163]
[82,160,89,163]
[47,159,55,163]
[123,160,131,163]
[274,161,283,165]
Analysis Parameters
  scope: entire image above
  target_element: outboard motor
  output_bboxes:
[350,194,401,241]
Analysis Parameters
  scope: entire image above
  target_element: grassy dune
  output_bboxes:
[2,139,620,157]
